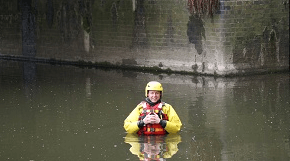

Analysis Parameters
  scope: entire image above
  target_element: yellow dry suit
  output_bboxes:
[124,101,182,134]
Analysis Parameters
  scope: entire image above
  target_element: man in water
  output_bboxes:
[124,81,182,135]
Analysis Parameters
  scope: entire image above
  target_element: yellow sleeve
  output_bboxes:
[124,105,143,133]
[163,104,182,133]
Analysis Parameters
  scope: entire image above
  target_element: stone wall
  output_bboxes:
[0,0,288,75]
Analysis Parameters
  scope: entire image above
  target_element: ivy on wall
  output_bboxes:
[187,0,219,17]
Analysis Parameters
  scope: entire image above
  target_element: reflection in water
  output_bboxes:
[184,74,290,160]
[124,134,181,160]
[0,61,289,160]
[23,62,37,99]
[85,77,91,98]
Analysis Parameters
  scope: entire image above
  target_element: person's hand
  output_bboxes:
[150,113,160,124]
[143,113,160,124]
[143,114,152,124]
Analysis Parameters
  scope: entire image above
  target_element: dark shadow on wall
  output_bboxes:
[132,0,148,48]
[187,15,205,55]
[111,2,118,27]
[165,14,174,46]
[80,0,92,33]
[21,0,36,57]
[56,1,82,42]
[232,17,289,67]
[46,0,54,28]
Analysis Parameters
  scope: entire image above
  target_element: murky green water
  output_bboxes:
[0,60,289,161]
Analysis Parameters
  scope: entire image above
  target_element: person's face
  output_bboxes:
[147,90,161,103]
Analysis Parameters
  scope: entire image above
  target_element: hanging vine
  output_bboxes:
[188,0,220,17]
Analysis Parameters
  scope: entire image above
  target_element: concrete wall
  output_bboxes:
[0,0,289,75]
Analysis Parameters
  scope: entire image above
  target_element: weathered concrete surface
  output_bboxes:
[0,0,289,75]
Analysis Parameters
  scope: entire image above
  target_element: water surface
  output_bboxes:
[0,60,289,160]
